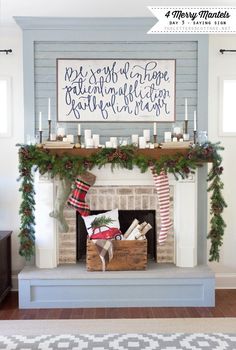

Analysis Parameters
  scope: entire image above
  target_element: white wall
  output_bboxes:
[1,0,236,25]
[0,26,25,281]
[208,35,236,288]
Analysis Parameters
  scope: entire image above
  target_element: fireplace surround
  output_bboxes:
[18,165,215,308]
[34,165,198,268]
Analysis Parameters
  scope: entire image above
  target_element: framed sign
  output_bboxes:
[57,59,176,122]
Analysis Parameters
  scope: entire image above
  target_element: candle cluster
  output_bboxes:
[37,98,197,145]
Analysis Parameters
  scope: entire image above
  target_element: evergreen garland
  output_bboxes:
[17,142,226,262]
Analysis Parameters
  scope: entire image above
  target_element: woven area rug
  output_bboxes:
[0,333,236,349]
[0,319,235,349]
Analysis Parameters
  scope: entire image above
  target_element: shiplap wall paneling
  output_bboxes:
[34,41,197,142]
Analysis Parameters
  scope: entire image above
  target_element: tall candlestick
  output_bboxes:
[48,98,51,121]
[39,112,42,131]
[193,110,197,131]
[39,130,43,144]
[47,120,51,141]
[78,123,81,136]
[185,98,188,121]
[153,122,157,135]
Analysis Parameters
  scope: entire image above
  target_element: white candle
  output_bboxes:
[67,134,74,143]
[78,124,81,135]
[164,132,172,142]
[185,98,188,121]
[39,112,42,131]
[143,129,150,142]
[84,129,92,139]
[139,136,146,149]
[194,110,197,131]
[110,137,118,148]
[131,134,139,145]
[153,122,157,135]
[57,127,65,137]
[85,138,94,148]
[48,98,51,121]
[93,134,100,147]
[105,141,112,148]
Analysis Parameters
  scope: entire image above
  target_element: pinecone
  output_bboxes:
[24,184,32,193]
[214,166,223,175]
[20,229,29,237]
[83,160,93,170]
[183,166,190,174]
[65,160,73,170]
[107,149,128,162]
[212,204,223,214]
[21,168,30,177]
[47,162,53,171]
[24,208,32,216]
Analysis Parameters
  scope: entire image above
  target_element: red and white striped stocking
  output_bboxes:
[151,168,172,244]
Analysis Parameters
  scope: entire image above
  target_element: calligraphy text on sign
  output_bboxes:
[57,59,175,122]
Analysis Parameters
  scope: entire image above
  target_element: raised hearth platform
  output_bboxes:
[18,263,215,308]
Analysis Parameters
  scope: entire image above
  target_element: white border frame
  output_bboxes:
[0,76,12,138]
[219,75,236,137]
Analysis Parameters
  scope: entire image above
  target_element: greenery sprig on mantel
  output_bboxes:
[18,142,227,262]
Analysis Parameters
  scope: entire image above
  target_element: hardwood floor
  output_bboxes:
[0,290,236,319]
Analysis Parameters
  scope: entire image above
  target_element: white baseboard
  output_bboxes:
[215,273,236,289]
[12,274,18,291]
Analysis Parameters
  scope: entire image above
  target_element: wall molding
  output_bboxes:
[215,273,236,289]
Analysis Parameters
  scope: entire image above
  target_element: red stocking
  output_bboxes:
[67,179,91,216]
[151,167,172,244]
[67,172,96,216]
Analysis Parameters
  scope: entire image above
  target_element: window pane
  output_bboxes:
[222,80,236,133]
[0,79,8,134]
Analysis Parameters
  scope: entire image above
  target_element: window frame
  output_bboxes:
[219,75,236,136]
[0,76,11,137]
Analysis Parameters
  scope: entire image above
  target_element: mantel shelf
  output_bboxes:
[46,147,189,160]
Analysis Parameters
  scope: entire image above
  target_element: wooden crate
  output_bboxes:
[86,239,147,271]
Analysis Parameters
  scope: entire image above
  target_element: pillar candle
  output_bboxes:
[39,112,42,131]
[67,134,74,143]
[78,124,81,135]
[93,134,100,147]
[194,111,197,131]
[48,98,51,121]
[185,98,188,121]
[153,122,157,135]
[139,136,146,149]
[85,138,94,148]
[131,134,139,145]
[143,129,150,142]
[84,129,91,139]
[110,137,118,148]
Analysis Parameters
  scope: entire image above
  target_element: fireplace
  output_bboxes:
[34,165,198,269]
[76,210,157,261]
[58,183,174,265]
[19,167,215,309]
